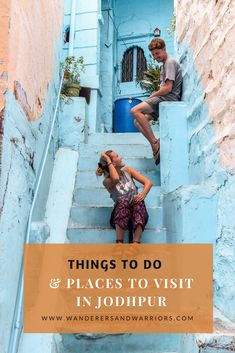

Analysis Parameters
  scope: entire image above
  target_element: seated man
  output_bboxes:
[131,38,182,165]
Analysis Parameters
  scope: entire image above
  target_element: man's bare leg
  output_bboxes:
[131,102,156,143]
[134,118,150,140]
[134,112,156,136]
[131,102,160,159]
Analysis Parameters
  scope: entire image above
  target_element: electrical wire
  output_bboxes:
[102,6,129,50]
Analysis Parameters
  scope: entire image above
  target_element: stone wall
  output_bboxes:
[176,0,235,175]
[0,1,63,351]
[175,0,235,321]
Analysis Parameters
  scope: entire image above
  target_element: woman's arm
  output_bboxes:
[125,166,153,202]
[101,152,120,192]
[103,173,119,193]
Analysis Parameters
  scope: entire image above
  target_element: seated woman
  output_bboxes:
[96,150,153,244]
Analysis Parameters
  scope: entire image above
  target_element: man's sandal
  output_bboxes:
[152,139,160,165]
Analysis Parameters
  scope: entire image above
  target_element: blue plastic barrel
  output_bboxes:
[113,98,141,132]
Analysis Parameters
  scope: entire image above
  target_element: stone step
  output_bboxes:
[79,143,153,158]
[76,170,161,188]
[67,227,167,244]
[70,205,163,229]
[179,308,235,353]
[61,332,179,353]
[74,186,162,207]
[88,129,159,145]
[180,333,235,353]
[78,156,158,172]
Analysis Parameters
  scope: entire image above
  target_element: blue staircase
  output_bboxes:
[64,132,180,353]
[67,133,166,245]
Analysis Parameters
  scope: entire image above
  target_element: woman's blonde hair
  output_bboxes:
[96,150,113,177]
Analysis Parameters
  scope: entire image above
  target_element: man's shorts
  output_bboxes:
[145,94,180,120]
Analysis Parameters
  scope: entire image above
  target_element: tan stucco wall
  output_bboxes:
[0,2,10,112]
[0,2,64,351]
[175,0,235,169]
[0,0,63,120]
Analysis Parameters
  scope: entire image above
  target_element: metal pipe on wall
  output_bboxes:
[69,0,77,56]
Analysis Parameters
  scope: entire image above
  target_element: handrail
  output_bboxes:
[8,71,64,353]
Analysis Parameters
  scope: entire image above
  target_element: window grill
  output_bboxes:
[136,47,147,81]
[121,46,147,82]
[64,26,70,43]
[121,47,134,82]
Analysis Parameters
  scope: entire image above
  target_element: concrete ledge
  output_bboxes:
[76,170,160,188]
[159,102,189,193]
[30,221,50,243]
[80,74,99,89]
[74,185,161,207]
[18,333,59,353]
[87,132,160,145]
[180,308,235,353]
[78,155,157,171]
[45,148,79,243]
[163,182,217,243]
[79,143,153,157]
[67,227,167,244]
[59,97,87,150]
[62,332,180,353]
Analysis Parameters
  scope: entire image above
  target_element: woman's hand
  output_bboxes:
[101,151,112,163]
[124,166,153,200]
[133,191,146,202]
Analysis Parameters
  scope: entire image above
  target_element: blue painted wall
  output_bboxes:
[62,0,102,133]
[62,0,174,132]
[99,0,115,132]
[0,78,62,353]
[162,40,235,322]
[0,30,63,353]
[99,0,174,131]
[114,0,174,99]
[177,43,221,184]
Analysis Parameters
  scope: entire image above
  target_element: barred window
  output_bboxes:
[121,46,147,82]
[64,26,70,43]
[136,47,147,81]
[121,48,134,82]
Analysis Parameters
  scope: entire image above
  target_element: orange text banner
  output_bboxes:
[24,244,213,333]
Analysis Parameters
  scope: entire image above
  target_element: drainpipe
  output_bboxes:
[69,0,77,56]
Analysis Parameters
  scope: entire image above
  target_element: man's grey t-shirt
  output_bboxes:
[160,57,182,99]
[145,56,183,117]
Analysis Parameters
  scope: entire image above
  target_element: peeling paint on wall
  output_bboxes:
[0,1,64,351]
[175,0,235,169]
[175,0,235,326]
[1,0,63,122]
[13,80,34,120]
